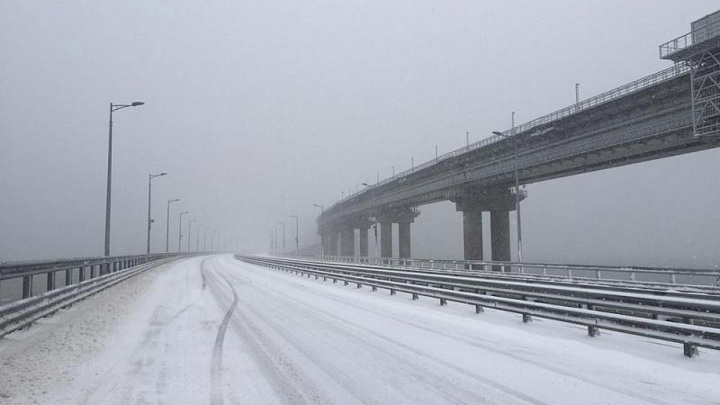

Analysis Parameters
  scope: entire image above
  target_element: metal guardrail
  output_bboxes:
[325,63,690,215]
[303,254,720,288]
[239,255,720,357]
[0,253,203,338]
[0,253,192,302]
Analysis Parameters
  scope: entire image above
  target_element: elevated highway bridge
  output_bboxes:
[317,12,720,263]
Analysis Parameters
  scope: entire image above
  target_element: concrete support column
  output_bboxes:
[358,226,369,257]
[490,211,510,271]
[490,210,511,265]
[380,222,393,258]
[327,231,338,256]
[462,211,483,261]
[340,228,354,257]
[398,222,411,258]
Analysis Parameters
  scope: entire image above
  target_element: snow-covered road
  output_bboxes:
[1,255,718,405]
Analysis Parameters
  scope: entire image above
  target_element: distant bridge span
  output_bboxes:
[318,11,720,262]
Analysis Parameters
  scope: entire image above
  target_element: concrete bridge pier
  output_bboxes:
[341,227,354,257]
[380,223,392,259]
[490,210,511,270]
[398,222,411,259]
[326,230,338,256]
[376,208,420,260]
[462,211,483,261]
[454,188,524,269]
[358,224,369,258]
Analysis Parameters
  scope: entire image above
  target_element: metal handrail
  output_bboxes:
[661,16,720,59]
[326,63,690,215]
[660,32,693,58]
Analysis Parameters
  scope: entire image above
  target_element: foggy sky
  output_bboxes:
[1,1,719,268]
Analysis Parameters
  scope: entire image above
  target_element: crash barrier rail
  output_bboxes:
[239,255,720,357]
[305,254,720,288]
[0,253,192,302]
[0,254,200,338]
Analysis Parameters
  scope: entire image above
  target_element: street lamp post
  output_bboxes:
[146,172,167,254]
[165,198,180,253]
[178,211,189,252]
[492,130,522,262]
[289,215,299,254]
[105,101,144,256]
[188,219,196,252]
[196,224,203,252]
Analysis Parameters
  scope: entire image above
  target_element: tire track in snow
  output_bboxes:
[210,267,239,405]
[208,260,319,404]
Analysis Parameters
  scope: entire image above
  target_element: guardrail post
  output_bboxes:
[372,285,377,291]
[390,288,396,295]
[65,268,72,286]
[412,293,419,300]
[439,298,447,306]
[475,305,484,314]
[356,283,362,289]
[683,343,698,358]
[344,280,349,286]
[522,314,532,323]
[79,266,85,282]
[46,271,55,292]
[588,325,600,337]
[22,275,32,298]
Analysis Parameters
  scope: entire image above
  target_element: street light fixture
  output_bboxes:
[188,219,196,252]
[146,172,167,254]
[178,211,189,252]
[492,130,523,262]
[105,101,145,256]
[289,215,299,254]
[165,198,180,253]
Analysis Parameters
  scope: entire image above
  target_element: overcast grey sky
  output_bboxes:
[1,1,719,267]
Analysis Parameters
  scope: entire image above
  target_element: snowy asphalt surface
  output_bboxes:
[1,254,719,405]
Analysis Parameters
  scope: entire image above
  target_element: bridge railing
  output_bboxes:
[293,254,720,288]
[328,63,690,213]
[241,254,720,357]
[0,253,190,302]
[660,32,693,59]
[0,253,200,338]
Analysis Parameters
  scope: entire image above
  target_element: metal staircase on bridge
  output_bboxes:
[661,10,720,138]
